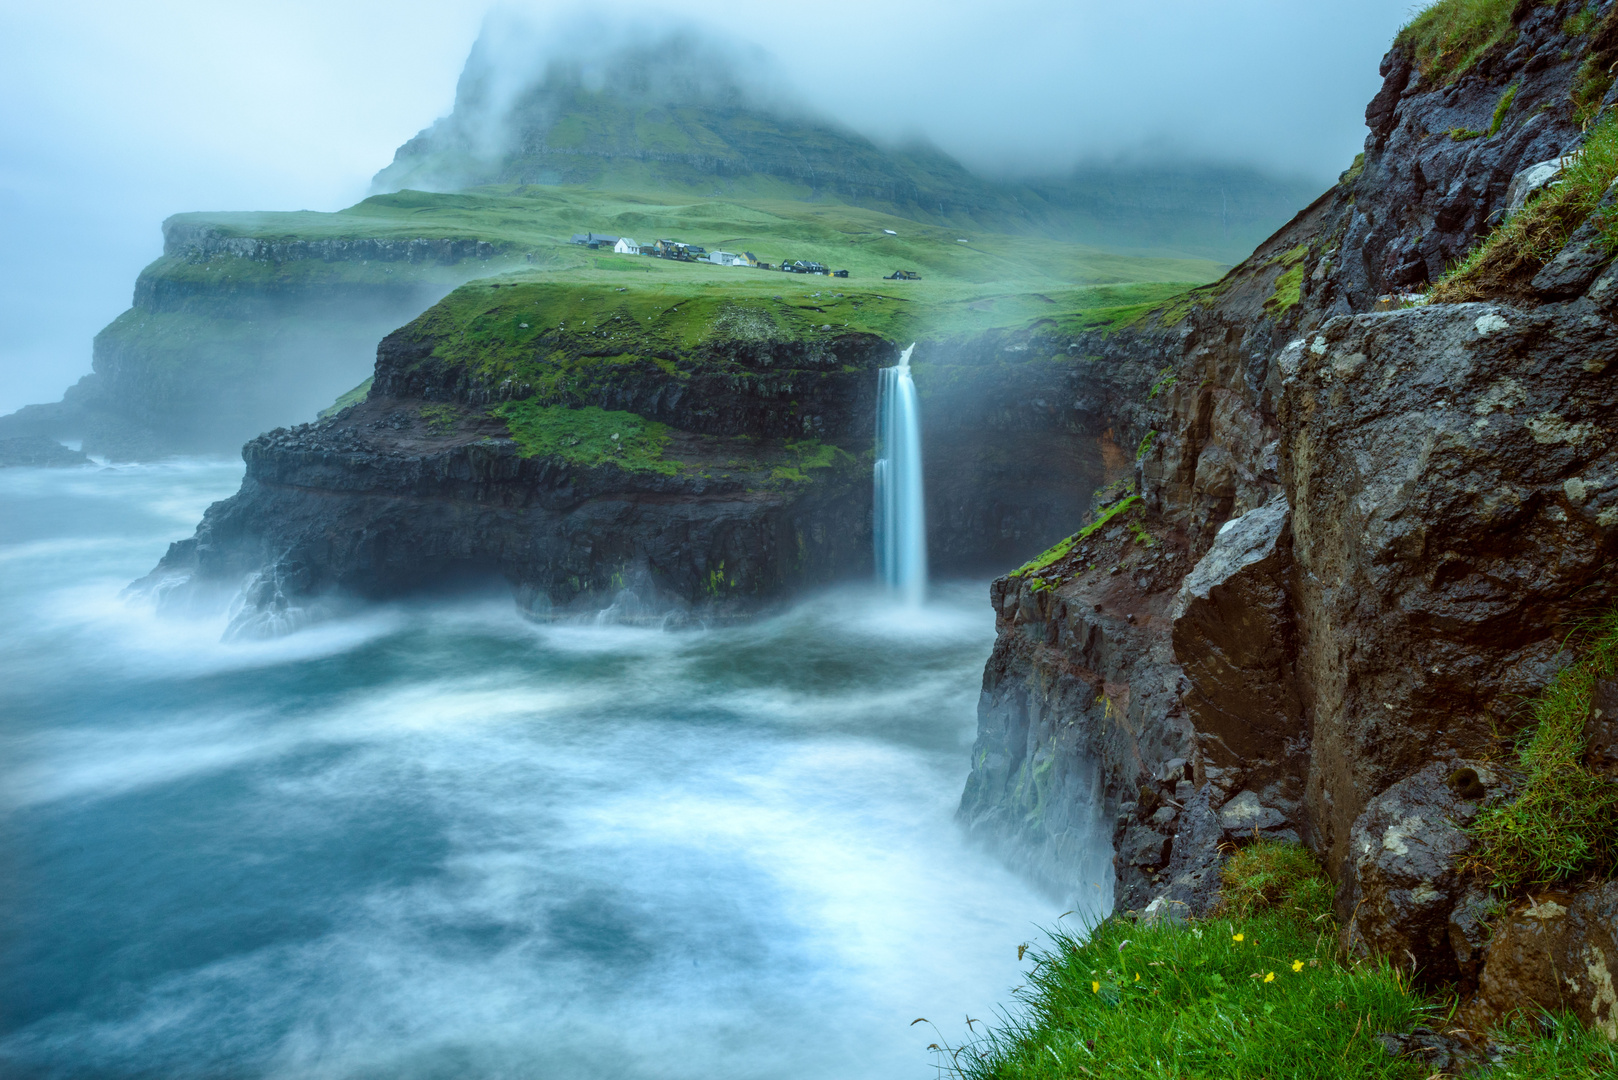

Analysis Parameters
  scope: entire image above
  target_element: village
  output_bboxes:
[568,231,921,280]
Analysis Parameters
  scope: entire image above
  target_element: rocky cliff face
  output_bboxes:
[959,0,1618,981]
[140,283,1119,632]
[0,217,516,459]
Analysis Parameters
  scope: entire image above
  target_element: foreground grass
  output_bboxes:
[1466,608,1618,890]
[954,911,1427,1079]
[951,841,1616,1079]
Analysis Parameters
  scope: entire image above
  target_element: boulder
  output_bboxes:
[1464,881,1618,1040]
[1342,761,1497,984]
[1532,181,1618,297]
[1118,824,1172,870]
[1171,495,1301,769]
[1218,790,1289,835]
[1504,156,1570,217]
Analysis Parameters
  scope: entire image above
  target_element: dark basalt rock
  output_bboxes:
[1340,761,1499,985]
[0,436,88,468]
[1587,678,1618,778]
[140,314,1124,633]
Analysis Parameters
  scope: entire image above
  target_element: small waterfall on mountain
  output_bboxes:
[874,343,927,605]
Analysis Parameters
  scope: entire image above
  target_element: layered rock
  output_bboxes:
[139,284,1121,631]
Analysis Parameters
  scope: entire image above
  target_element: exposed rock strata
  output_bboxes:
[141,317,1119,630]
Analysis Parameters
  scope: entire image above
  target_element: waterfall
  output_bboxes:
[874,343,927,604]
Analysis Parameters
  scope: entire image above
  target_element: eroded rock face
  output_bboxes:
[960,4,1618,1029]
[1279,302,1618,878]
[1171,495,1305,832]
[1588,678,1618,778]
[1465,881,1618,1040]
[1340,762,1498,984]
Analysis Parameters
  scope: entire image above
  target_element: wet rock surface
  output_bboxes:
[1340,762,1499,985]
[142,320,1120,630]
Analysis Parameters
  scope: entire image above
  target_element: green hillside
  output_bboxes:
[170,185,1224,295]
[371,31,1322,266]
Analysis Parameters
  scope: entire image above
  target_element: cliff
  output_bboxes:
[958,0,1618,1034]
[0,196,529,458]
[137,275,1146,633]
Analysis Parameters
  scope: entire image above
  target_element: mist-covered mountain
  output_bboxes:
[375,27,1321,264]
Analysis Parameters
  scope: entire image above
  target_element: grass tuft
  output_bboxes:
[1491,82,1520,136]
[1465,609,1618,891]
[1009,495,1141,584]
[948,842,1611,1078]
[1217,840,1336,929]
[1431,109,1618,302]
[1397,0,1517,86]
[953,910,1428,1080]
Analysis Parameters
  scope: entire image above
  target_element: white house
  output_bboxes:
[707,251,742,266]
[614,237,640,255]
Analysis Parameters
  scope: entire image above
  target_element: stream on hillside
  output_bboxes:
[0,459,1071,1080]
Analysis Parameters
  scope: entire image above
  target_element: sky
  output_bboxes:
[0,0,1416,415]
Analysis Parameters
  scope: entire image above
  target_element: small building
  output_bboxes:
[708,251,746,266]
[570,232,619,249]
[614,237,640,255]
[742,252,760,267]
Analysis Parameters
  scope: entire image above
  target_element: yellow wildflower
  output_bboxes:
[1232,933,1244,943]
[1134,972,1140,982]
[1092,980,1100,994]
[1263,972,1275,983]
[1292,960,1305,973]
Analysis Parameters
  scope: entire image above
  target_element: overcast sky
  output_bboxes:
[0,0,1414,415]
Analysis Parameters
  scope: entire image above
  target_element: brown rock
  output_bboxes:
[1465,881,1618,1040]
[1587,678,1618,778]
[1342,761,1495,984]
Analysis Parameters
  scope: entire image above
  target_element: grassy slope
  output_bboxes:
[166,185,1225,290]
[957,842,1618,1079]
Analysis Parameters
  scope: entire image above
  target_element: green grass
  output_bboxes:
[1465,609,1618,891]
[1009,495,1142,589]
[951,842,1614,1079]
[490,400,678,474]
[1433,107,1618,301]
[419,403,460,434]
[1566,6,1601,36]
[1263,244,1310,318]
[1491,82,1520,137]
[768,438,857,483]
[1216,841,1335,928]
[165,186,1224,296]
[1572,53,1616,125]
[1340,153,1367,189]
[1397,0,1519,85]
[953,847,1426,1080]
[319,377,372,419]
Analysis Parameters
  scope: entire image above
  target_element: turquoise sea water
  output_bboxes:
[0,459,1062,1079]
